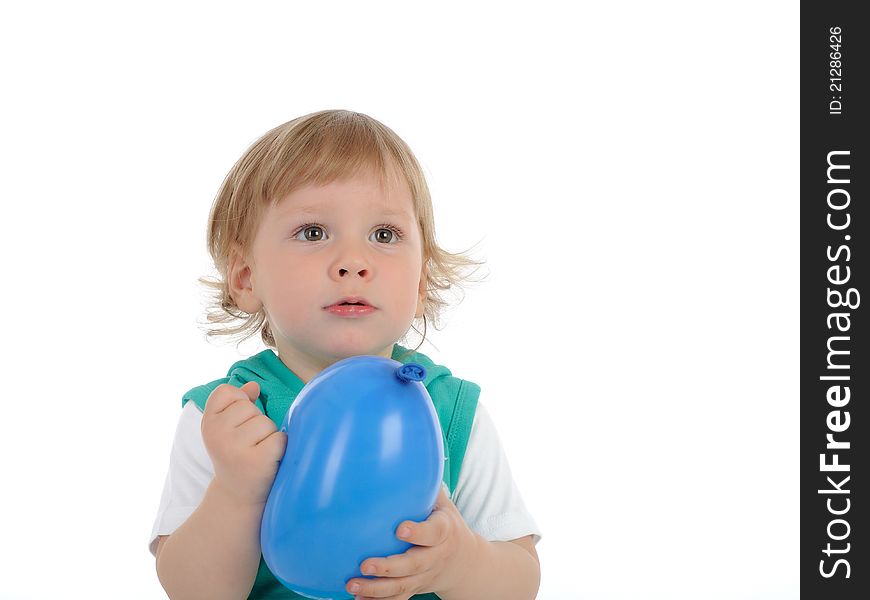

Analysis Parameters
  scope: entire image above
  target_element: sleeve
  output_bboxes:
[450,400,542,546]
[148,401,215,557]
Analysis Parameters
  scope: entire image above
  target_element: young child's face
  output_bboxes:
[237,166,426,382]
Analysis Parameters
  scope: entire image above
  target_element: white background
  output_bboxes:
[0,1,798,599]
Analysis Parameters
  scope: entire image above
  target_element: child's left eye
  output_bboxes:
[372,225,404,244]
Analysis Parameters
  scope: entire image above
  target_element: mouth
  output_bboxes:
[325,296,374,309]
[324,297,377,317]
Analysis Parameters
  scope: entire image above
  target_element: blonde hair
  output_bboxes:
[197,109,486,355]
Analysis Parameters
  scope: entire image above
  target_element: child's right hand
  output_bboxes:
[201,381,287,506]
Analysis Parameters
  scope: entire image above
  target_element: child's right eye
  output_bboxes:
[293,223,326,242]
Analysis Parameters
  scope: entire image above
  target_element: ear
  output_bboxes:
[228,243,263,314]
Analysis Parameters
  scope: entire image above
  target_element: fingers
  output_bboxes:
[203,382,260,416]
[204,383,262,424]
[202,382,275,454]
[236,412,280,446]
[239,380,260,402]
[393,485,452,547]
[396,510,449,548]
[199,380,283,505]
[218,398,265,428]
[349,547,432,597]
[359,545,430,581]
[202,382,279,447]
[260,429,288,462]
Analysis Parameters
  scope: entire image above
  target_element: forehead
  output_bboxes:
[274,168,415,219]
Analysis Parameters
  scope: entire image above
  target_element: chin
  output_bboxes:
[323,338,391,360]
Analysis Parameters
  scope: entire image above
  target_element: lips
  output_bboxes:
[325,296,374,309]
[324,296,377,317]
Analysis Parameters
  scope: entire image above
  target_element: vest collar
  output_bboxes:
[225,343,449,425]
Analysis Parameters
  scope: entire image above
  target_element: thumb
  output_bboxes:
[240,380,260,403]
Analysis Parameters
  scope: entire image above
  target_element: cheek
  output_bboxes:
[394,259,425,303]
[266,288,315,337]
[259,264,313,315]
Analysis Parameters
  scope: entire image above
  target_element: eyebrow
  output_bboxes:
[286,204,413,220]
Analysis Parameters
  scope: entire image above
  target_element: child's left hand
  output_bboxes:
[345,485,481,600]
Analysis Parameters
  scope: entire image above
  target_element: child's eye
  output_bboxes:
[371,225,404,244]
[293,224,326,242]
[291,223,404,244]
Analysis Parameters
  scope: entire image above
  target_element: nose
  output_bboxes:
[330,247,372,281]
[337,265,369,278]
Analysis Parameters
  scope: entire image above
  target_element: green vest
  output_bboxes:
[182,344,480,600]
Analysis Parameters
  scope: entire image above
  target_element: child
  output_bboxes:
[149,110,542,600]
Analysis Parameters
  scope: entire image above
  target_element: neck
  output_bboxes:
[273,342,397,384]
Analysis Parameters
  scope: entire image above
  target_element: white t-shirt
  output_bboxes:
[149,399,541,557]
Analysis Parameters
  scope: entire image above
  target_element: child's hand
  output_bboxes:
[345,485,482,600]
[201,381,287,506]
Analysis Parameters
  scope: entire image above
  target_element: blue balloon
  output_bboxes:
[260,355,445,600]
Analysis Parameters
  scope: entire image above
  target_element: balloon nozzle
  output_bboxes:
[396,363,426,383]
